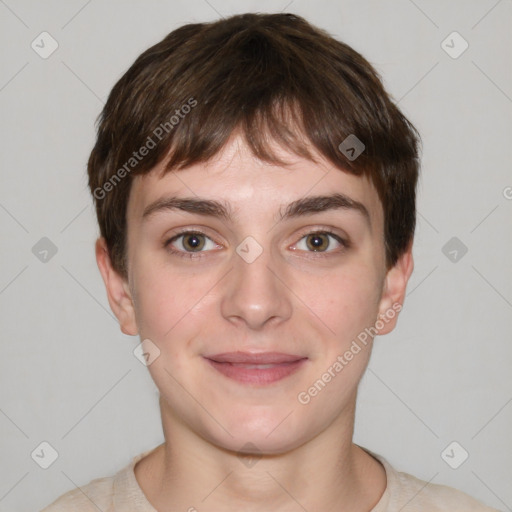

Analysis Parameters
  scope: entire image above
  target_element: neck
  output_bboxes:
[134,400,387,512]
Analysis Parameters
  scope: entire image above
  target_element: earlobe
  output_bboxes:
[95,237,138,336]
[376,242,414,336]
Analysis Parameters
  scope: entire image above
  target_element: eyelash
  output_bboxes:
[164,228,350,260]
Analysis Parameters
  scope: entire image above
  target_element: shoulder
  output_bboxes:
[39,449,156,512]
[40,474,115,512]
[375,454,501,512]
[391,469,499,511]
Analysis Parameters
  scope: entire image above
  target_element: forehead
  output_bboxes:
[127,135,383,230]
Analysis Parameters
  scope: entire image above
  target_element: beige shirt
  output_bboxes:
[40,448,501,511]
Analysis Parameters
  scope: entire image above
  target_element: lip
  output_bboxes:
[204,352,308,385]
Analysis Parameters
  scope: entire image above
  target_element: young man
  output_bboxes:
[42,12,499,512]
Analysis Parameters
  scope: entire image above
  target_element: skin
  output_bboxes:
[96,133,414,512]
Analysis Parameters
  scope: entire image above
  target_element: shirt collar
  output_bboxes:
[113,448,158,512]
[112,445,394,512]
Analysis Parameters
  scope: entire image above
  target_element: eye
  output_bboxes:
[294,231,348,253]
[165,231,219,258]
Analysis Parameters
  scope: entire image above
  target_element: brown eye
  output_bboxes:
[306,233,330,252]
[181,233,205,252]
[164,229,224,261]
[166,231,217,256]
[294,231,347,254]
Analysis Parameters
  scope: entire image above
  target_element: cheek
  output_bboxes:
[305,262,382,344]
[131,257,218,349]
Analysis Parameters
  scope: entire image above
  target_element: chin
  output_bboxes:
[203,410,312,456]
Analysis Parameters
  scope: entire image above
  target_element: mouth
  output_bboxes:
[203,352,308,385]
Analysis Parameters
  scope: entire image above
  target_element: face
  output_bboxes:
[97,134,412,455]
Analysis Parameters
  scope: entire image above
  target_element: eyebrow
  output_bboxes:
[142,193,371,228]
[281,193,371,228]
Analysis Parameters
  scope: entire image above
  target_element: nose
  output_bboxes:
[220,242,293,331]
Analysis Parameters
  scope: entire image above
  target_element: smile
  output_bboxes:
[203,352,308,385]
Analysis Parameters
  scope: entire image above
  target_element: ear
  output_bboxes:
[375,241,414,336]
[95,237,138,336]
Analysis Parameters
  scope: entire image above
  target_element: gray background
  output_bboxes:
[0,1,511,511]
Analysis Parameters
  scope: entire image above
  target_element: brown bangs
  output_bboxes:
[88,13,420,278]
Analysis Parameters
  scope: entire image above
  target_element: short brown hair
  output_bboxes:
[87,12,420,279]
